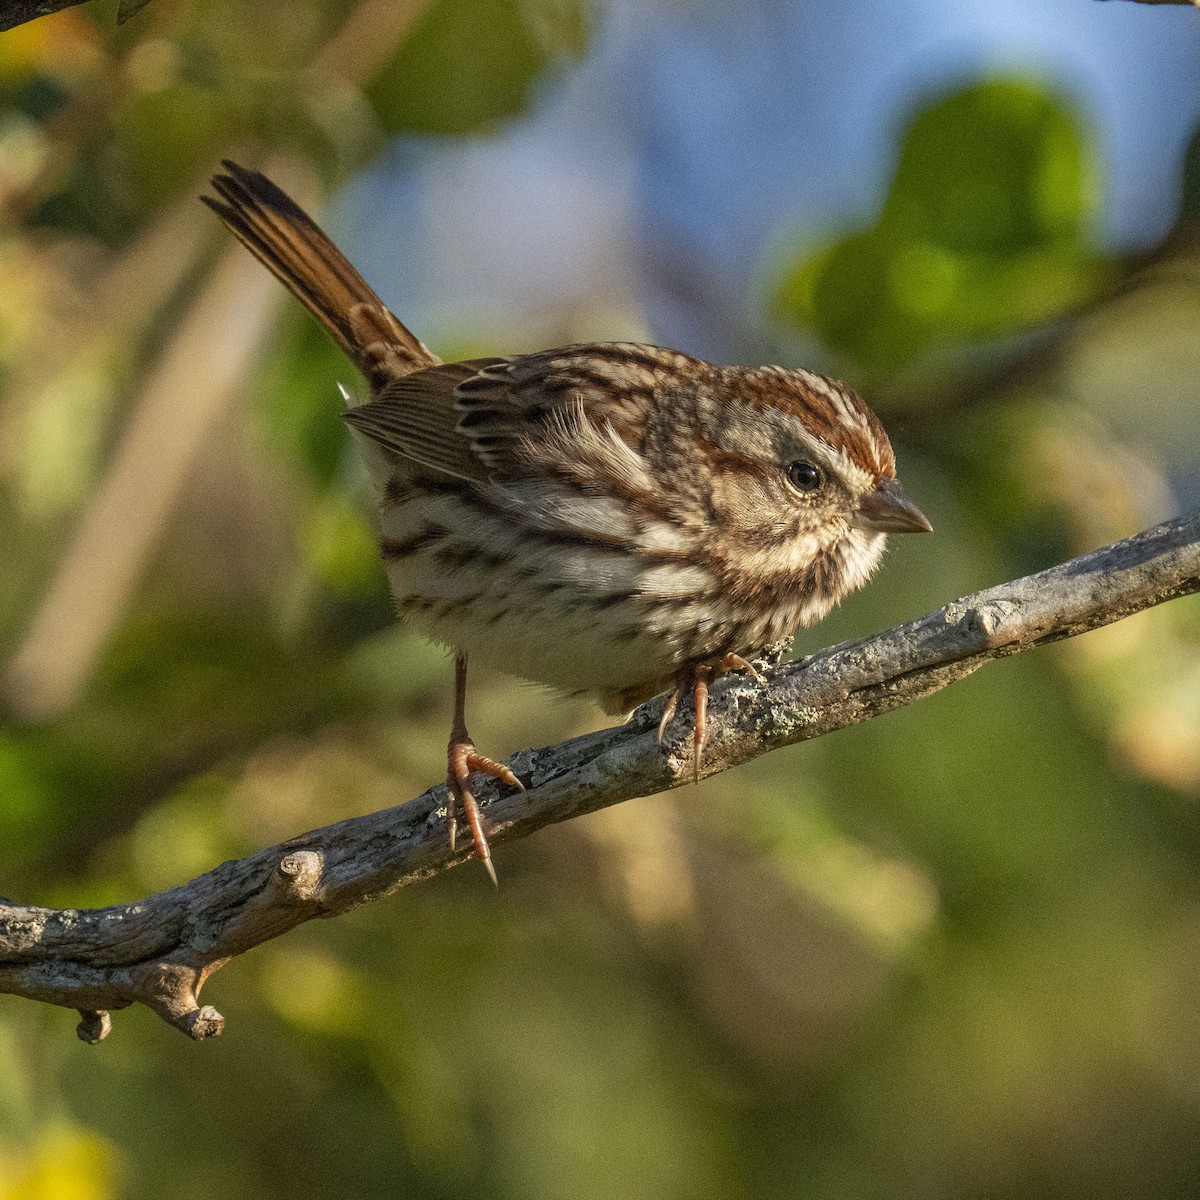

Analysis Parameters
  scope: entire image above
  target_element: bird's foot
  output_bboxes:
[717,652,768,686]
[657,653,770,783]
[447,735,524,888]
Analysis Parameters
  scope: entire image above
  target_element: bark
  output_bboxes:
[1,510,1198,1041]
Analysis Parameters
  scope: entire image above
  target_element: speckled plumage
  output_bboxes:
[361,346,897,713]
[205,161,930,879]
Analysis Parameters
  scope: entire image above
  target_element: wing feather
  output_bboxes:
[342,360,501,482]
[342,342,681,492]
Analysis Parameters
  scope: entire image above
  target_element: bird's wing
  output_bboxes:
[342,359,501,483]
[341,342,684,484]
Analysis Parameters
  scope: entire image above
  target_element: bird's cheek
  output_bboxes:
[839,527,889,590]
[722,477,786,525]
[726,497,786,539]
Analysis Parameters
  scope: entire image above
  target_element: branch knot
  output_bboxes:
[275,850,324,903]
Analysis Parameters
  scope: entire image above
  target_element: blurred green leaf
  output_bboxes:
[771,78,1108,376]
[252,314,350,490]
[0,1124,123,1200]
[128,770,241,892]
[302,490,381,596]
[885,80,1091,252]
[0,734,55,863]
[112,84,247,224]
[366,0,587,136]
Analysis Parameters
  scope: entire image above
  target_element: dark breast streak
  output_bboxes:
[378,475,843,685]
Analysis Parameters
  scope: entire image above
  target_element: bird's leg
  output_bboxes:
[446,652,523,888]
[692,665,711,784]
[655,662,711,782]
[658,653,770,781]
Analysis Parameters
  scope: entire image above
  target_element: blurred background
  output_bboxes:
[1,0,1200,1196]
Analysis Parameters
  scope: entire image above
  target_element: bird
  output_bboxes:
[203,160,931,884]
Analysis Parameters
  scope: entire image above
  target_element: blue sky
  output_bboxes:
[341,0,1200,361]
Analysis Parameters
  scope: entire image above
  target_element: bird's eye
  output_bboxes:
[786,460,822,493]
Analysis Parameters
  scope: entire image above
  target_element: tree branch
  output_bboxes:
[2,511,1198,1042]
[0,0,152,35]
[0,0,90,33]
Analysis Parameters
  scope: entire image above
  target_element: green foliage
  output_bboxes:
[367,0,588,136]
[0,735,56,865]
[24,0,587,240]
[252,316,352,490]
[113,84,248,222]
[1,10,1199,1200]
[772,79,1108,376]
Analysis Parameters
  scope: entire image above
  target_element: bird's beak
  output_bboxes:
[853,478,932,534]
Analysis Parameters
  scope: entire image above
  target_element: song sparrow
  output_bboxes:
[204,161,931,883]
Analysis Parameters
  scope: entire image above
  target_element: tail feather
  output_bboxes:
[203,161,438,389]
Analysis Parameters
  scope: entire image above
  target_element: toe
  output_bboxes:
[465,752,525,793]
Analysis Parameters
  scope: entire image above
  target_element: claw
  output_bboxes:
[657,654,765,782]
[718,652,767,686]
[692,668,711,784]
[448,738,508,887]
[657,686,681,745]
[466,752,525,794]
[446,653,522,885]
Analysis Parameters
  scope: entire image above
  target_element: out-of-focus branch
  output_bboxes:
[2,0,433,720]
[0,0,153,34]
[1,0,429,38]
[2,1,95,34]
[2,511,1197,1042]
[1,189,292,718]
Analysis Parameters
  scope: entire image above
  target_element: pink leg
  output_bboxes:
[446,653,523,887]
[658,653,767,781]
[692,666,711,784]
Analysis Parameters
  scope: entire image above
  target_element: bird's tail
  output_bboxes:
[203,160,438,389]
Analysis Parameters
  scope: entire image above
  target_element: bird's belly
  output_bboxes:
[381,535,687,699]
[376,490,821,705]
[397,583,680,699]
